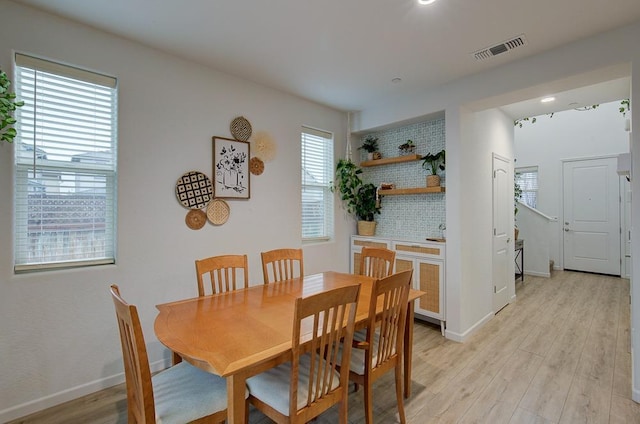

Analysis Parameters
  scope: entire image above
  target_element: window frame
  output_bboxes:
[515,166,538,209]
[13,53,118,272]
[301,126,334,243]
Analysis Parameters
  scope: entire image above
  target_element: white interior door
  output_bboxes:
[563,157,621,275]
[493,154,511,312]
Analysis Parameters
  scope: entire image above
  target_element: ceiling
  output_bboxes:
[12,0,640,119]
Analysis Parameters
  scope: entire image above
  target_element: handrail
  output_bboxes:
[517,201,557,222]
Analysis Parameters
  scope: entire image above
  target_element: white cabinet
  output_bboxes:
[350,236,446,333]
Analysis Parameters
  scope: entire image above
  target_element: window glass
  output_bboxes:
[301,127,334,242]
[515,166,538,209]
[14,54,117,271]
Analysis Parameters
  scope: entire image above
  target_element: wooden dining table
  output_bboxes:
[154,271,425,424]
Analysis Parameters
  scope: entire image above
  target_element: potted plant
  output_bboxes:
[359,135,380,160]
[0,69,24,143]
[421,149,445,187]
[398,139,415,155]
[333,159,381,235]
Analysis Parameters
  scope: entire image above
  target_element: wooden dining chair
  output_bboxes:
[346,269,413,424]
[261,248,304,284]
[195,254,249,296]
[110,284,242,424]
[246,284,361,424]
[358,246,396,278]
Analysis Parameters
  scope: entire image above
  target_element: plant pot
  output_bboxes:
[367,152,374,160]
[357,220,376,236]
[426,175,441,187]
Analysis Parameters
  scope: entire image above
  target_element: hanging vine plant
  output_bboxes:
[514,99,629,128]
[0,69,24,143]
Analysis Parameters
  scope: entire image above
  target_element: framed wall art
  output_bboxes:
[213,136,250,199]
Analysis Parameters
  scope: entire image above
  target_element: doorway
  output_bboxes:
[562,157,621,276]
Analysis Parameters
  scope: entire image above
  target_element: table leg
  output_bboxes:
[227,374,247,424]
[404,301,414,398]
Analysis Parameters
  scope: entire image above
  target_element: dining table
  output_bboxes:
[154,271,425,424]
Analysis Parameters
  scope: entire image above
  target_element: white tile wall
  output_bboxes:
[360,118,446,240]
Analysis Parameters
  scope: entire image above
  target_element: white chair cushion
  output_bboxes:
[153,361,247,424]
[246,353,341,416]
[343,328,395,375]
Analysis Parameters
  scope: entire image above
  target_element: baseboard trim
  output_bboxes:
[444,311,494,342]
[524,270,551,278]
[0,358,170,423]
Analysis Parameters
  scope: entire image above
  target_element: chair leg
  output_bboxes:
[338,399,348,424]
[363,376,374,424]
[394,364,406,424]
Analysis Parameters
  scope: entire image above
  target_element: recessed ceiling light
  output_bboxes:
[541,96,555,103]
[418,0,437,5]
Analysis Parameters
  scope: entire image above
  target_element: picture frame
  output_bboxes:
[212,136,250,199]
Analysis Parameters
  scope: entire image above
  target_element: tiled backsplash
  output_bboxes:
[359,118,446,240]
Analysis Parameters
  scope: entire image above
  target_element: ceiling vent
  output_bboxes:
[472,34,527,61]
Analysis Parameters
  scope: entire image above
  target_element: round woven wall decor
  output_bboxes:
[175,171,213,209]
[230,116,252,141]
[249,157,265,175]
[207,198,230,225]
[185,209,207,230]
[251,131,276,162]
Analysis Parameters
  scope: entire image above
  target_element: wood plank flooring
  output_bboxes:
[9,270,640,424]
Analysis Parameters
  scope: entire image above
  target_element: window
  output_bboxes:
[14,53,118,271]
[515,166,538,209]
[301,127,334,242]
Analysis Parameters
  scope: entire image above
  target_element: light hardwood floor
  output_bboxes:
[9,270,640,423]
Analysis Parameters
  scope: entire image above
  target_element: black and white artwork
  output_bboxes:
[213,136,250,199]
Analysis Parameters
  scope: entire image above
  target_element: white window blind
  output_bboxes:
[14,53,118,272]
[301,127,334,242]
[515,166,538,209]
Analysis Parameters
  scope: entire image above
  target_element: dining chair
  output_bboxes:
[358,246,396,278]
[261,248,304,284]
[110,284,243,424]
[195,254,249,296]
[246,284,361,424]
[346,269,413,424]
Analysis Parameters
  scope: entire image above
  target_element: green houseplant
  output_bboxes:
[0,69,24,143]
[333,158,381,235]
[359,135,380,160]
[421,149,445,187]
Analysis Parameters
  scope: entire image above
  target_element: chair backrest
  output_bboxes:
[110,284,156,424]
[290,284,360,421]
[364,269,412,375]
[195,254,249,296]
[261,248,304,284]
[358,246,396,279]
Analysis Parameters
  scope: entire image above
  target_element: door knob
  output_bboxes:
[564,228,570,232]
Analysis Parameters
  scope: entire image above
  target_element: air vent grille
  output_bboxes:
[472,34,527,61]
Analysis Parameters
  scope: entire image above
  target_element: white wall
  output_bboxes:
[456,108,514,338]
[514,101,630,270]
[0,1,351,420]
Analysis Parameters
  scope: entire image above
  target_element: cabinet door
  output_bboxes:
[416,259,443,319]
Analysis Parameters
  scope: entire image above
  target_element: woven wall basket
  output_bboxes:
[357,221,376,236]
